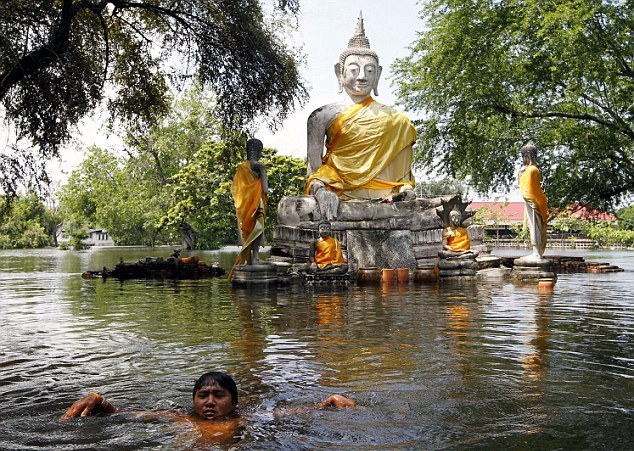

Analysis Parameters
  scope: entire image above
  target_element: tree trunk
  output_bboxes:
[180,221,197,250]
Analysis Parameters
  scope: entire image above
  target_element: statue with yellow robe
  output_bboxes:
[442,211,472,254]
[308,221,347,274]
[518,144,548,261]
[436,196,478,277]
[229,139,268,279]
[305,12,416,220]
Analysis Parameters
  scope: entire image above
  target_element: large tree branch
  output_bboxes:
[579,92,630,131]
[599,182,634,200]
[492,104,634,140]
[0,0,196,100]
[0,0,78,98]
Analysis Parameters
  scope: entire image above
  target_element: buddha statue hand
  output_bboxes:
[310,181,339,220]
[392,189,416,202]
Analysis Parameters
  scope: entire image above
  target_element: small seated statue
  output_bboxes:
[436,196,478,276]
[307,221,348,274]
[439,210,479,260]
[304,12,417,220]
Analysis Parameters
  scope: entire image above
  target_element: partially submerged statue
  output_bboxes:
[518,144,548,261]
[436,196,478,277]
[437,197,478,260]
[308,221,347,273]
[229,139,268,277]
[304,12,417,220]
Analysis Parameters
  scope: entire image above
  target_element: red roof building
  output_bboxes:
[468,202,616,224]
[468,202,525,224]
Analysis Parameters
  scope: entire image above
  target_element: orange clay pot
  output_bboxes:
[396,268,409,284]
[538,278,555,291]
[382,268,395,284]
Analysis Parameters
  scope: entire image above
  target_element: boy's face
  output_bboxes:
[193,382,236,420]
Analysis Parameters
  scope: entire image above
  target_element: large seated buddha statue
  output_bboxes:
[305,12,417,220]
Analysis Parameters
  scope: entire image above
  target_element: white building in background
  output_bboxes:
[56,227,115,247]
[86,229,115,246]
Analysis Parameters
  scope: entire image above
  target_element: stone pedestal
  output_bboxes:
[511,257,557,282]
[231,263,279,287]
[438,256,478,278]
[271,195,450,272]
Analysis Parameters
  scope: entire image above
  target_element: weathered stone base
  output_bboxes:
[511,258,557,281]
[303,272,352,285]
[439,268,477,277]
[272,195,477,271]
[231,263,279,287]
[413,267,439,283]
[476,255,502,270]
[438,255,478,279]
[477,267,512,279]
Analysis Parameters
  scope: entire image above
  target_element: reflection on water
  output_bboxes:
[0,247,633,450]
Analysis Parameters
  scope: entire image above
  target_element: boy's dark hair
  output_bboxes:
[192,372,238,405]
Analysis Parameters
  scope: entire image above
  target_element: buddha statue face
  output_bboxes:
[336,53,382,100]
[449,210,462,227]
[318,221,332,238]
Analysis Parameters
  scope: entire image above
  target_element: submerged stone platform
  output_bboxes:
[271,195,485,274]
[231,263,279,287]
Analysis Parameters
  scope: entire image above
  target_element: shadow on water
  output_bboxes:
[0,247,633,449]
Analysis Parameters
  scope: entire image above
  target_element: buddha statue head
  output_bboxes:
[246,138,263,161]
[520,144,538,166]
[436,195,474,228]
[335,12,382,100]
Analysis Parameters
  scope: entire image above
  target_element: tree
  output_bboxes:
[394,0,633,212]
[617,205,634,230]
[59,146,178,246]
[0,192,52,248]
[414,177,466,198]
[0,0,307,198]
[260,149,307,241]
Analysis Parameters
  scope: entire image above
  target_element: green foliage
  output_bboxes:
[550,211,590,235]
[59,86,306,249]
[162,142,306,248]
[59,147,178,246]
[0,0,306,198]
[0,192,52,248]
[586,220,634,247]
[68,228,89,251]
[161,141,241,249]
[415,177,466,197]
[394,0,633,211]
[261,149,307,242]
[616,205,634,230]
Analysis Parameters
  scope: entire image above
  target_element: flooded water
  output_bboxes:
[0,247,632,450]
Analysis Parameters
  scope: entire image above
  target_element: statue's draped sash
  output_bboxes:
[519,164,548,254]
[314,236,344,269]
[445,226,471,252]
[305,98,416,198]
[229,161,266,276]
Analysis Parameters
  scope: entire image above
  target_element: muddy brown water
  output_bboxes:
[0,247,632,450]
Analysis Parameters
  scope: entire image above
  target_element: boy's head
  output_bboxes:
[192,372,238,420]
